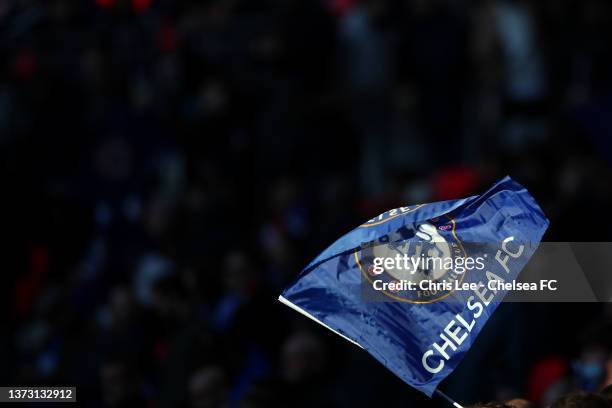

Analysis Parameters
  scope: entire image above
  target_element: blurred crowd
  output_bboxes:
[466,386,612,408]
[3,0,612,407]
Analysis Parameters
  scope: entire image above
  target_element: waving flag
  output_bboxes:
[279,176,549,398]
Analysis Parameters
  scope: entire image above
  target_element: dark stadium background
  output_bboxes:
[2,0,612,407]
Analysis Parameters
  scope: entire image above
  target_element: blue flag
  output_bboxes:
[279,176,549,397]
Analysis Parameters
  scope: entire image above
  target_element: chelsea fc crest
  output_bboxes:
[356,217,466,303]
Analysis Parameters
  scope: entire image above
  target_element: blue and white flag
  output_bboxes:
[279,176,549,397]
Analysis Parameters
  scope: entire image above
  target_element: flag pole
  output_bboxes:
[434,389,465,408]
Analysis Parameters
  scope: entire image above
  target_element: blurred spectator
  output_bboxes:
[505,398,535,408]
[100,359,147,407]
[600,384,612,405]
[551,391,610,408]
[188,366,229,408]
[4,0,612,407]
